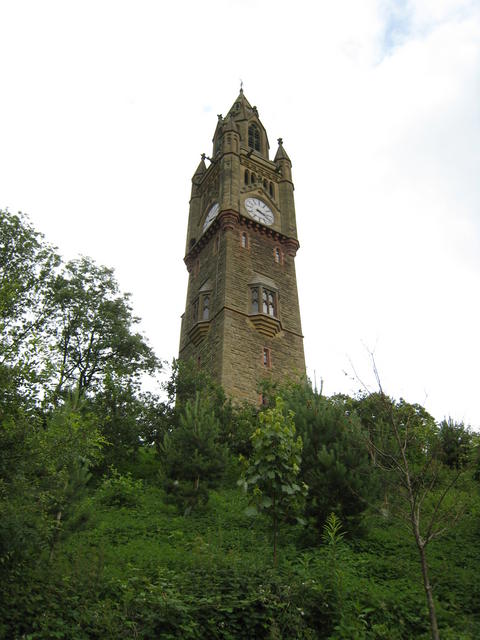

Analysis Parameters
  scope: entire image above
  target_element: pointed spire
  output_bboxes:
[274,138,291,162]
[227,88,254,121]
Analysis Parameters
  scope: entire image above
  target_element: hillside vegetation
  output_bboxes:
[1,209,479,639]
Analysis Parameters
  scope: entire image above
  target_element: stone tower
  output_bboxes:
[179,90,306,403]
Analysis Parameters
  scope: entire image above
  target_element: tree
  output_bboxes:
[47,256,159,402]
[161,393,227,514]
[437,418,472,470]
[89,374,149,469]
[279,383,379,535]
[360,365,470,640]
[239,396,307,566]
[0,209,59,400]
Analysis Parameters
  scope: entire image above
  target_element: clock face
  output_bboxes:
[202,203,219,232]
[244,197,274,226]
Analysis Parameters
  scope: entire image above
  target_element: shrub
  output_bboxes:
[97,467,143,508]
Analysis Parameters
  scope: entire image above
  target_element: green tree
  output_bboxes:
[362,385,468,640]
[32,396,105,559]
[90,374,151,469]
[280,383,378,535]
[0,210,59,401]
[46,256,158,402]
[437,418,472,470]
[240,396,307,566]
[161,393,227,514]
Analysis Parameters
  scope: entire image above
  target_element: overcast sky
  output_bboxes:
[1,0,479,427]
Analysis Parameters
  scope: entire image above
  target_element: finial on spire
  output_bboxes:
[278,137,283,145]
[201,153,206,161]
[239,78,243,93]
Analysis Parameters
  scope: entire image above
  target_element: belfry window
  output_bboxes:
[248,124,261,152]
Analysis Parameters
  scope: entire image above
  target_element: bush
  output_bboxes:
[97,467,143,508]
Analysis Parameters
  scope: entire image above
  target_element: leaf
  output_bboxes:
[245,505,258,517]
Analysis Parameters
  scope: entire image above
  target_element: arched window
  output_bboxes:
[241,232,248,249]
[248,123,261,152]
[274,247,282,264]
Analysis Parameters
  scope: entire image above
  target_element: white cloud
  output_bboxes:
[0,1,479,426]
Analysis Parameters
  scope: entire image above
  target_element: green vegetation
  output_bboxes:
[1,209,479,639]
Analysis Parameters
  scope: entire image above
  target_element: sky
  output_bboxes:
[1,0,479,428]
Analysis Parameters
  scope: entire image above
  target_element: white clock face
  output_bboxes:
[202,203,219,232]
[244,197,274,226]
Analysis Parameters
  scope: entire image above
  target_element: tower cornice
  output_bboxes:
[184,212,300,268]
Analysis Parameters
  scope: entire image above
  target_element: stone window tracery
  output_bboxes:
[250,285,277,318]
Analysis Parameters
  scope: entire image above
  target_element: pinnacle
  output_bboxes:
[274,138,291,162]
[193,154,207,177]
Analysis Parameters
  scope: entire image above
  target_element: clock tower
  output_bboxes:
[179,90,306,403]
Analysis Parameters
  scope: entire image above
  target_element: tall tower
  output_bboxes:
[179,90,306,403]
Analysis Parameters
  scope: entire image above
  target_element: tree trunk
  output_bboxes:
[49,509,63,562]
[273,491,277,567]
[417,542,440,640]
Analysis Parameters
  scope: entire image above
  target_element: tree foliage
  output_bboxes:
[162,393,228,513]
[240,396,307,565]
[47,256,158,402]
[279,383,379,534]
[0,209,59,399]
[357,383,473,640]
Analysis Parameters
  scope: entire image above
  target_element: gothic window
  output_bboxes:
[241,231,249,248]
[248,123,261,152]
[274,247,283,264]
[250,285,277,318]
[192,289,212,324]
[262,288,276,316]
[251,287,259,313]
